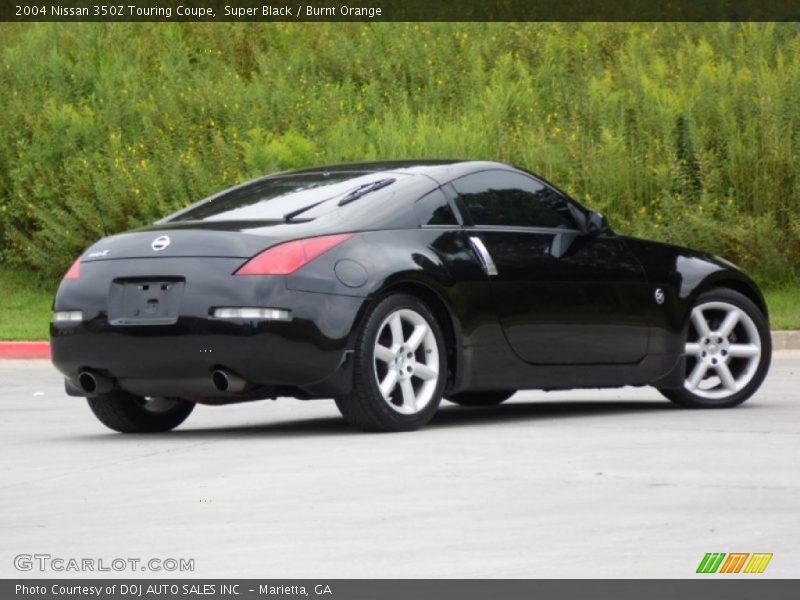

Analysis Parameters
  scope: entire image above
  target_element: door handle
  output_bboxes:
[469,236,498,276]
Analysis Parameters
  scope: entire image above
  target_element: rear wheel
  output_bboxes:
[87,392,195,433]
[335,293,447,432]
[447,390,516,407]
[658,288,770,408]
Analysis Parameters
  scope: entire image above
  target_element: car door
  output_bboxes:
[450,169,651,365]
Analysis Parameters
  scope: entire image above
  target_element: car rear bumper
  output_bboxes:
[51,258,367,399]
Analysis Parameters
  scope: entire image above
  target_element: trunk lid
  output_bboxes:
[79,221,299,262]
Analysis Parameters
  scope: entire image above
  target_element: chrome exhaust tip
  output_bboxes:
[77,370,113,395]
[211,369,248,393]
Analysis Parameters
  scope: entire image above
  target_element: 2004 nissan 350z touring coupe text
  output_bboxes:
[51,160,772,433]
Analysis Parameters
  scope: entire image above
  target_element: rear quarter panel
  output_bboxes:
[285,228,502,391]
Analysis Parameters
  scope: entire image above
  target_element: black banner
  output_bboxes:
[2,0,800,22]
[5,580,800,600]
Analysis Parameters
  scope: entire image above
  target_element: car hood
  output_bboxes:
[621,235,738,271]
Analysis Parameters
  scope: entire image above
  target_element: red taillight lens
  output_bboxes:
[235,233,355,276]
[64,258,81,280]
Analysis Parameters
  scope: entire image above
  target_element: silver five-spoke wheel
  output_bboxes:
[336,293,446,431]
[684,300,762,400]
[373,308,440,415]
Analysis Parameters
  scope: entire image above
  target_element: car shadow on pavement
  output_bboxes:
[430,399,678,429]
[74,399,680,440]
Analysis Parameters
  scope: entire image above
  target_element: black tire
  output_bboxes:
[658,287,771,408]
[335,293,447,432]
[447,390,516,407]
[87,392,195,433]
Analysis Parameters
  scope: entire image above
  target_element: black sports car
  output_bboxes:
[51,160,772,433]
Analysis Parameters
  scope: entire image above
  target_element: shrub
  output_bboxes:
[0,22,797,286]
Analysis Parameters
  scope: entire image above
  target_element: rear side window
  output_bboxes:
[414,189,458,226]
[452,170,577,230]
[167,172,401,222]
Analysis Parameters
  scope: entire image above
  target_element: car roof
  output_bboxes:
[279,160,581,210]
[277,160,516,185]
[160,160,571,230]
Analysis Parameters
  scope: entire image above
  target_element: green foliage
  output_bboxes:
[764,285,800,330]
[0,23,798,285]
[0,267,54,340]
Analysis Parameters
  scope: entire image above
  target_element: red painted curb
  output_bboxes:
[0,341,51,359]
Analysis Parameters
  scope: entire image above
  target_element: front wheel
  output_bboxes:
[87,392,195,433]
[335,293,447,432]
[658,287,771,408]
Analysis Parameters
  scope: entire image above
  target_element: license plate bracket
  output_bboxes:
[108,279,185,326]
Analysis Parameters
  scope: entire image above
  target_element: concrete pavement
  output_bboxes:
[1,354,798,578]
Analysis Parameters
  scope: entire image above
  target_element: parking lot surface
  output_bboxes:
[1,354,798,578]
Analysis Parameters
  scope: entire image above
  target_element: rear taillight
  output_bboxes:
[64,258,81,280]
[235,233,355,276]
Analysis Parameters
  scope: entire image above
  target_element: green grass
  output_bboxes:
[763,286,800,331]
[0,267,54,340]
[0,266,797,340]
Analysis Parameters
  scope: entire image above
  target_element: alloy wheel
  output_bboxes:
[683,301,762,400]
[373,308,440,415]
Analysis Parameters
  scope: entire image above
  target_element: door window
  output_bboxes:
[452,170,578,230]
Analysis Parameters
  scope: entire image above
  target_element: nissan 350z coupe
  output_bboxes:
[51,160,772,433]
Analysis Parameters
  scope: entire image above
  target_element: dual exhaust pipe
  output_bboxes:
[75,368,248,395]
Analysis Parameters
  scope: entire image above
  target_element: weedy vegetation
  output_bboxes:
[0,23,797,325]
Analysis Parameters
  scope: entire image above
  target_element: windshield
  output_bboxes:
[166,172,401,223]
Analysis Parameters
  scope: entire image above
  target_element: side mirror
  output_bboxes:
[586,210,609,234]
